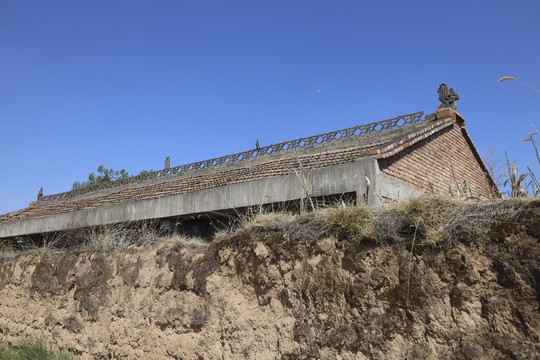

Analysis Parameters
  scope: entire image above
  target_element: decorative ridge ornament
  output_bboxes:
[37,111,425,202]
[437,83,459,110]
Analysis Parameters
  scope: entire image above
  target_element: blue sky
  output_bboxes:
[1,0,539,214]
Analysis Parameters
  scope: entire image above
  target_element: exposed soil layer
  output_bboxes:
[0,201,539,359]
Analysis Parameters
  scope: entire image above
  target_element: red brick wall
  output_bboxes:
[378,121,496,198]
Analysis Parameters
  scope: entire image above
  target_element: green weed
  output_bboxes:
[0,338,77,360]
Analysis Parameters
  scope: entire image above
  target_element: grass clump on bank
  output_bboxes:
[216,195,538,248]
[375,195,534,246]
[165,234,208,252]
[85,222,160,251]
[389,196,457,245]
[0,338,77,360]
[320,205,378,243]
[2,196,537,257]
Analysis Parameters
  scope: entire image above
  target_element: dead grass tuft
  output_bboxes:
[439,198,534,244]
[388,195,456,245]
[3,196,537,256]
[213,229,230,242]
[164,234,208,252]
[380,195,537,246]
[357,222,379,242]
[81,221,163,251]
[320,204,378,242]
[210,196,538,247]
[84,225,134,251]
[241,212,296,232]
[391,196,455,228]
[424,225,451,245]
[0,240,16,260]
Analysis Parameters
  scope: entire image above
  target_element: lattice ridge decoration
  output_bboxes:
[40,111,425,202]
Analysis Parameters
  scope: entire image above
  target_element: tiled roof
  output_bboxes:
[0,112,452,224]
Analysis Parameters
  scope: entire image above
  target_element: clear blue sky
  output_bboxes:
[1,0,539,214]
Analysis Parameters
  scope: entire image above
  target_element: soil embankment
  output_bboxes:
[0,199,539,359]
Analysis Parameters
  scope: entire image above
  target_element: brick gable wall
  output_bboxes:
[378,119,496,198]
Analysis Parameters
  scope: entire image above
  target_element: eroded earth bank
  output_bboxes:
[0,199,539,359]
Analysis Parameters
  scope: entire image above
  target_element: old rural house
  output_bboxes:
[0,84,497,240]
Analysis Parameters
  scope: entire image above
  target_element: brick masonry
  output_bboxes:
[379,113,495,198]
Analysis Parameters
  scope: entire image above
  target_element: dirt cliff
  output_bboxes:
[0,199,539,359]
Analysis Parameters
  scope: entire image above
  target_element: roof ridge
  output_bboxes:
[38,111,425,203]
[2,144,396,223]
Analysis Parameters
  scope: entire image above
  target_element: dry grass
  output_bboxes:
[213,229,230,242]
[34,222,209,253]
[211,210,297,243]
[83,221,161,251]
[0,241,16,260]
[436,198,534,243]
[241,212,296,232]
[84,224,136,251]
[388,195,456,244]
[2,196,536,257]
[319,204,378,242]
[33,231,74,254]
[0,234,66,259]
[380,195,536,245]
[164,234,208,252]
[211,195,538,247]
